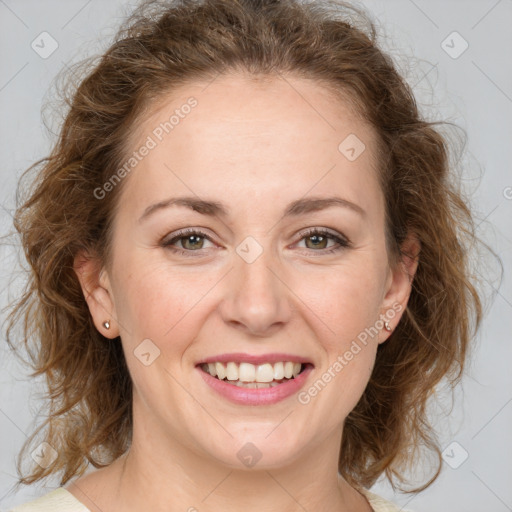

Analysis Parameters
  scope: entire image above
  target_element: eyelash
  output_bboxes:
[161,227,351,257]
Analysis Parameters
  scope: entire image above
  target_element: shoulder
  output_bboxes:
[8,488,90,512]
[360,488,415,512]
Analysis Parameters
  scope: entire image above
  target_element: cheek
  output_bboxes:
[297,335,377,427]
[290,262,383,409]
[293,260,384,349]
[112,256,218,344]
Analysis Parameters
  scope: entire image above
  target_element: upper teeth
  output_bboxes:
[203,361,302,382]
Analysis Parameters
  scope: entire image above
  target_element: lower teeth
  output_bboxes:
[219,377,293,388]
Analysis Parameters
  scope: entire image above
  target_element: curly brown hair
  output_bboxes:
[5,0,489,494]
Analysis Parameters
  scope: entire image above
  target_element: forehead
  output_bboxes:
[117,73,382,221]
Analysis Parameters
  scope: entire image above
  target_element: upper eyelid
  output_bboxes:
[299,227,348,240]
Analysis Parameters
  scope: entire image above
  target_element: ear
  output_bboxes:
[378,231,420,343]
[73,249,119,338]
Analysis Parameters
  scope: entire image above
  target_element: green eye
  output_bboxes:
[162,227,350,257]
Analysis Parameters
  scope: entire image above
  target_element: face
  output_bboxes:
[76,73,416,472]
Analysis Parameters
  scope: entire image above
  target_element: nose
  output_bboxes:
[218,242,293,337]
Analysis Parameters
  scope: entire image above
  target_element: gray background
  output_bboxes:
[0,0,511,511]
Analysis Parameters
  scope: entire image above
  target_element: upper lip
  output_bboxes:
[196,352,314,366]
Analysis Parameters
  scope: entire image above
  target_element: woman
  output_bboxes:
[5,0,485,510]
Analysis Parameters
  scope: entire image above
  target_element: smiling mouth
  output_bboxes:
[198,361,311,389]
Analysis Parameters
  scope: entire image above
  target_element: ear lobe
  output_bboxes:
[379,231,421,343]
[73,249,119,338]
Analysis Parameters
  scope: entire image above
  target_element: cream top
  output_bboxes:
[8,487,411,512]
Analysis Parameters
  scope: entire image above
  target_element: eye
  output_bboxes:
[161,227,351,257]
[161,228,215,255]
[294,228,351,255]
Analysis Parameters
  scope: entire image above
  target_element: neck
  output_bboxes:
[104,419,371,512]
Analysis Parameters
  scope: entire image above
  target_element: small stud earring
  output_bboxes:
[384,321,392,332]
[102,320,110,330]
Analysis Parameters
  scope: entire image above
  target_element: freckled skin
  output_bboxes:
[72,73,418,512]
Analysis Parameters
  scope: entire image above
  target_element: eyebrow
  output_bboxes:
[138,195,366,223]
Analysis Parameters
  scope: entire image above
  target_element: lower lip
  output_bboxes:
[197,365,313,405]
